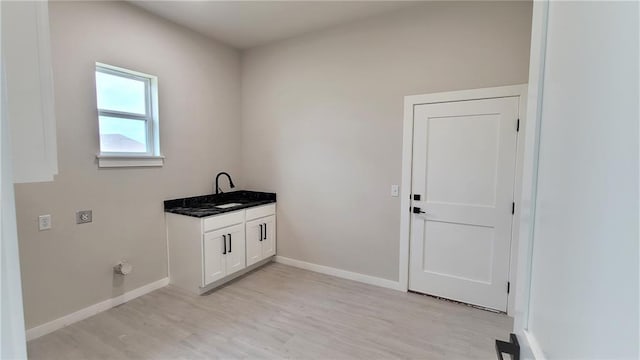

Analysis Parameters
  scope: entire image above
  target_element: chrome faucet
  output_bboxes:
[215,172,235,194]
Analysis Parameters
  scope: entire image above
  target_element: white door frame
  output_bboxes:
[511,2,548,358]
[399,84,528,316]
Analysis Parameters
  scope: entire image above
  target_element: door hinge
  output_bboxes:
[512,202,515,215]
[516,118,520,132]
[507,281,511,294]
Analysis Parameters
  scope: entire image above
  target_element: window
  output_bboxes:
[94,63,163,167]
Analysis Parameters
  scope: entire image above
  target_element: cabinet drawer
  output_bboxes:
[203,210,244,233]
[245,204,276,221]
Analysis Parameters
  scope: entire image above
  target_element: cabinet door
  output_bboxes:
[3,1,58,182]
[224,225,246,276]
[245,219,263,267]
[203,228,228,286]
[262,215,276,258]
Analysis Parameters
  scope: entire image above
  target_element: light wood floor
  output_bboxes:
[28,263,512,359]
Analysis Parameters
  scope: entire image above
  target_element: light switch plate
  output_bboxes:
[76,210,92,224]
[391,184,399,197]
[38,215,51,231]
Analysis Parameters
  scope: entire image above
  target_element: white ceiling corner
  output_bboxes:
[128,1,418,49]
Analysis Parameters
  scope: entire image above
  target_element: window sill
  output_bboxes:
[97,155,164,168]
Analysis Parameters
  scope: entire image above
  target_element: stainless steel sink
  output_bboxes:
[214,203,243,209]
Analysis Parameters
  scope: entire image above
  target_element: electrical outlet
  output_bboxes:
[38,215,51,231]
[391,184,400,197]
[76,210,92,224]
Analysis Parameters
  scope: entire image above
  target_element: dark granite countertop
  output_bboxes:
[164,190,276,218]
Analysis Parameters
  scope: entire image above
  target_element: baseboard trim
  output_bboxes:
[275,256,403,291]
[26,277,169,341]
[524,331,546,360]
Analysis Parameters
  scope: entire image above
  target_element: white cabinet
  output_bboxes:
[203,229,226,284]
[166,204,276,294]
[262,215,276,258]
[225,225,247,276]
[246,215,276,266]
[203,223,246,285]
[2,1,58,183]
[245,220,262,267]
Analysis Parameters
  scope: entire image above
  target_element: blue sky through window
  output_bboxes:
[96,67,150,153]
[99,116,147,148]
[95,71,147,115]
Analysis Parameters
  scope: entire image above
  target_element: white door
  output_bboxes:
[203,228,227,285]
[245,219,263,266]
[409,96,519,311]
[246,216,276,266]
[261,215,276,258]
[223,224,246,276]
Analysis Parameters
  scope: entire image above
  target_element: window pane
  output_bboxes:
[99,116,148,153]
[95,70,147,115]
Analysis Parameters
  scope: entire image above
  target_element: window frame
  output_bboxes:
[94,62,163,167]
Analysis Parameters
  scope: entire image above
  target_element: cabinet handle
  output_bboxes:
[228,233,232,253]
[263,223,267,240]
[259,224,263,241]
[222,234,227,254]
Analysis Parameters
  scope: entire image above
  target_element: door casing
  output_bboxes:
[399,84,528,316]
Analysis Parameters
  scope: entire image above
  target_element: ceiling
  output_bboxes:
[129,1,417,49]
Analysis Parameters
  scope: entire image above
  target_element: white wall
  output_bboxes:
[524,2,639,358]
[15,1,242,329]
[1,2,28,355]
[241,2,532,281]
